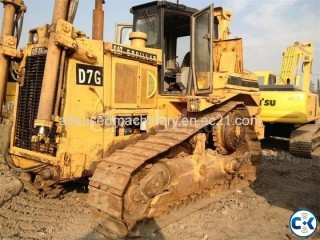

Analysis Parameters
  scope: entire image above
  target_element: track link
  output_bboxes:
[88,101,261,238]
[289,124,320,159]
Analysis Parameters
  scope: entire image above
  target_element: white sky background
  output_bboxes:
[1,0,319,81]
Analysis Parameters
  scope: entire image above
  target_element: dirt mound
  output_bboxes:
[0,189,105,239]
[0,164,22,207]
[0,124,23,207]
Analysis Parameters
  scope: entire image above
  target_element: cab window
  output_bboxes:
[136,15,159,46]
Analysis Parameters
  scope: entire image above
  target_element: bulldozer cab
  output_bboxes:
[120,1,215,96]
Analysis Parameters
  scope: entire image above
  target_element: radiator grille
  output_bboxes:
[13,54,57,156]
[115,63,138,104]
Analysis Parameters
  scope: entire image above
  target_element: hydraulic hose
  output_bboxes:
[4,148,49,173]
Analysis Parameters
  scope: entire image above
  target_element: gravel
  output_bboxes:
[0,144,319,240]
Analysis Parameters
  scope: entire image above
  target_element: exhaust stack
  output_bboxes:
[92,0,105,40]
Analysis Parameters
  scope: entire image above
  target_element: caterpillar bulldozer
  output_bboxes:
[0,0,263,237]
[258,42,320,159]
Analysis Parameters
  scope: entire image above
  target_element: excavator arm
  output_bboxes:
[278,42,313,92]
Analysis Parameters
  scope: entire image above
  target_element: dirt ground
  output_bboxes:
[0,140,319,240]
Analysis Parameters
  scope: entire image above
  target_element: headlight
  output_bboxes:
[32,32,39,44]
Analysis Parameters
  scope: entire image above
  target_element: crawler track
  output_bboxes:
[88,101,261,238]
[289,124,320,159]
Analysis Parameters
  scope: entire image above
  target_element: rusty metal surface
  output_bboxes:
[88,101,262,238]
[289,124,320,159]
[35,0,70,123]
[92,0,104,40]
[0,2,17,117]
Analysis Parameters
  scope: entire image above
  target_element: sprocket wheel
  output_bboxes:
[213,110,246,154]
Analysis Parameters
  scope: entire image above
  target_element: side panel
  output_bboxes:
[213,38,243,74]
[111,57,139,108]
[57,40,105,179]
[111,57,157,109]
[260,91,310,123]
[139,64,157,108]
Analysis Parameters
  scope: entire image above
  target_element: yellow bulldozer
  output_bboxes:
[0,0,263,237]
[258,42,320,159]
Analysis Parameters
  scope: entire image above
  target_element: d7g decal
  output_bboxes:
[76,64,103,86]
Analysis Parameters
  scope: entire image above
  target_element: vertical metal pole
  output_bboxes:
[0,3,16,117]
[302,44,312,93]
[92,0,104,40]
[35,0,70,126]
[54,0,77,117]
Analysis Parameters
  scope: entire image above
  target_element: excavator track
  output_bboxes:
[289,124,320,159]
[88,101,261,238]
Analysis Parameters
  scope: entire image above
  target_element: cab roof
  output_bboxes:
[130,1,198,15]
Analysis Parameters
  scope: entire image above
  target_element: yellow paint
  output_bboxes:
[258,42,319,124]
[8,7,262,182]
[5,82,16,103]
[254,71,276,85]
[260,91,319,123]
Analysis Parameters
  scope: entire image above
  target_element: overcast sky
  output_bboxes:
[1,0,319,80]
